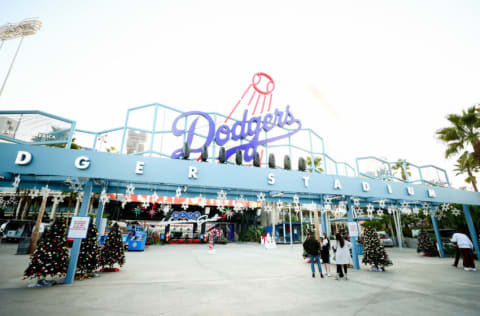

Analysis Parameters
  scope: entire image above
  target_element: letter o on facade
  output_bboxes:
[75,156,90,170]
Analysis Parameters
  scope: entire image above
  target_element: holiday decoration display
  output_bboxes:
[132,207,142,217]
[99,188,110,206]
[23,217,70,280]
[264,203,273,213]
[77,223,101,276]
[366,204,375,219]
[100,223,125,271]
[416,229,439,257]
[12,174,21,188]
[207,228,220,254]
[257,192,266,202]
[362,226,392,271]
[175,187,182,197]
[217,190,227,200]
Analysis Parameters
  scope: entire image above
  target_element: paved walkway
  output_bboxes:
[0,242,479,316]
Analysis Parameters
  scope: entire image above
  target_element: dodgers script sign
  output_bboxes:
[171,106,302,161]
[170,73,302,162]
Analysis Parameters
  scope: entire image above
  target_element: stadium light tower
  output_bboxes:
[0,18,42,98]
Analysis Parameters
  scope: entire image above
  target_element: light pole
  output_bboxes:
[0,18,42,98]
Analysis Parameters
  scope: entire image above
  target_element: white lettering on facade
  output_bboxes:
[303,176,310,188]
[136,161,144,174]
[188,166,198,179]
[407,187,415,195]
[362,182,370,192]
[428,189,436,198]
[387,184,393,194]
[334,179,342,190]
[15,151,32,165]
[75,156,90,170]
[268,173,275,185]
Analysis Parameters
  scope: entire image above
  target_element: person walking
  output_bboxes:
[450,232,476,271]
[303,232,323,278]
[333,233,352,280]
[320,232,331,277]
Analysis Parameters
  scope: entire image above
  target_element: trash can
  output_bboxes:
[17,238,31,255]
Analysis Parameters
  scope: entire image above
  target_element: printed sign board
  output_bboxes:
[67,216,90,239]
[347,222,359,237]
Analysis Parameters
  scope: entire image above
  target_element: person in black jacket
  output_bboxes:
[303,233,323,278]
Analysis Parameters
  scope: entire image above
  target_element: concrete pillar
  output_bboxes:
[74,197,81,216]
[313,206,320,240]
[29,195,49,254]
[15,197,23,219]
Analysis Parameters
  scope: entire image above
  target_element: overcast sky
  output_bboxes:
[1,0,479,189]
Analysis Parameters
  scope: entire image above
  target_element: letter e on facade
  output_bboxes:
[136,161,145,174]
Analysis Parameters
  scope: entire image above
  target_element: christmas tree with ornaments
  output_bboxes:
[362,226,392,271]
[100,223,125,271]
[23,217,70,281]
[77,223,101,275]
[417,229,439,257]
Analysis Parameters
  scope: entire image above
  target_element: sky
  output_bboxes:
[0,0,479,190]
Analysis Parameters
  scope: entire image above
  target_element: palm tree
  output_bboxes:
[306,156,324,172]
[454,152,479,192]
[391,159,411,181]
[437,105,480,165]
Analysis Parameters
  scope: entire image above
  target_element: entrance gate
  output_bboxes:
[1,74,479,285]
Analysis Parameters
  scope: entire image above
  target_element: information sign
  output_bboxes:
[67,216,90,239]
[347,222,359,237]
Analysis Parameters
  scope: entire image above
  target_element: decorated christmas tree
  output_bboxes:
[23,217,70,280]
[417,229,439,256]
[362,226,392,271]
[100,223,125,271]
[77,223,101,275]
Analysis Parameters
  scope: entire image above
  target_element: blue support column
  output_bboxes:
[462,205,480,260]
[430,207,445,258]
[320,196,327,235]
[95,202,105,231]
[347,200,360,270]
[65,179,93,285]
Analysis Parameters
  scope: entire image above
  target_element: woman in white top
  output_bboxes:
[333,233,352,280]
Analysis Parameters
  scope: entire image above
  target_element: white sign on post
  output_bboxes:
[99,218,107,236]
[67,216,91,239]
[347,222,359,237]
